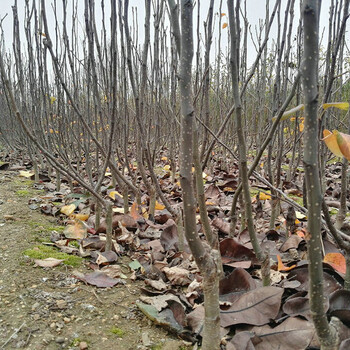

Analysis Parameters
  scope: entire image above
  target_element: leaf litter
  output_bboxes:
[3,153,350,349]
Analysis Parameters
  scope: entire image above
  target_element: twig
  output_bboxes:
[78,286,104,304]
[1,322,26,349]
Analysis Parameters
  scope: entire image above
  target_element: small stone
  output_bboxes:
[32,302,40,311]
[63,317,70,323]
[50,322,56,328]
[79,341,88,350]
[33,314,40,321]
[56,300,67,309]
[55,336,65,344]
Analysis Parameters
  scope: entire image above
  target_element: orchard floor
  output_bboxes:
[0,172,188,350]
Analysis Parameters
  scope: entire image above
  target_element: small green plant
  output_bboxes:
[23,245,82,267]
[150,344,162,350]
[70,337,83,347]
[109,326,125,337]
[16,189,30,197]
[69,240,80,248]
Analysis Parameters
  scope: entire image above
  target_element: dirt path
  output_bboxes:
[0,172,186,350]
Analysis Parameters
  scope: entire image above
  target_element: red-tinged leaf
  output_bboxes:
[323,252,346,274]
[222,22,228,29]
[322,129,343,157]
[130,201,143,221]
[277,255,296,272]
[335,130,350,161]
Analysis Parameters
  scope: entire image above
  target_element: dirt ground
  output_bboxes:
[0,171,190,350]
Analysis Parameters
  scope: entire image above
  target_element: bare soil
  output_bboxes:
[0,172,188,350]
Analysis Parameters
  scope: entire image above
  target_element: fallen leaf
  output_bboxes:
[162,266,192,286]
[155,201,165,210]
[323,252,346,274]
[34,258,63,268]
[63,220,87,239]
[61,203,77,216]
[277,255,296,272]
[83,271,122,288]
[220,286,284,327]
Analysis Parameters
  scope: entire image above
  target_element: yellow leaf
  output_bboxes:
[322,129,344,158]
[335,130,350,161]
[63,220,87,239]
[222,22,228,29]
[205,201,215,206]
[323,102,349,111]
[299,121,304,132]
[49,128,54,134]
[60,204,76,216]
[112,207,124,213]
[202,172,208,179]
[50,96,57,104]
[19,170,34,178]
[155,201,165,210]
[272,104,305,122]
[164,165,171,171]
[109,191,123,200]
[295,219,300,224]
[73,213,89,221]
[259,192,271,200]
[161,156,168,161]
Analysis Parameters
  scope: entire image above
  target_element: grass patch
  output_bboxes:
[14,178,34,187]
[287,194,304,207]
[109,326,125,337]
[23,245,82,267]
[150,344,163,350]
[16,189,30,197]
[27,220,64,233]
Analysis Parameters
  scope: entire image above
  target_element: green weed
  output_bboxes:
[23,245,82,267]
[109,326,125,337]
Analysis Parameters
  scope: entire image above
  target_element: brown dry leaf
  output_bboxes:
[140,294,181,311]
[220,286,284,327]
[219,268,256,297]
[212,218,230,235]
[280,235,303,252]
[82,271,122,288]
[63,220,87,239]
[251,317,317,350]
[95,251,118,266]
[328,290,350,324]
[162,266,192,286]
[100,265,122,278]
[144,279,169,292]
[34,258,63,268]
[287,267,342,294]
[220,238,256,264]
